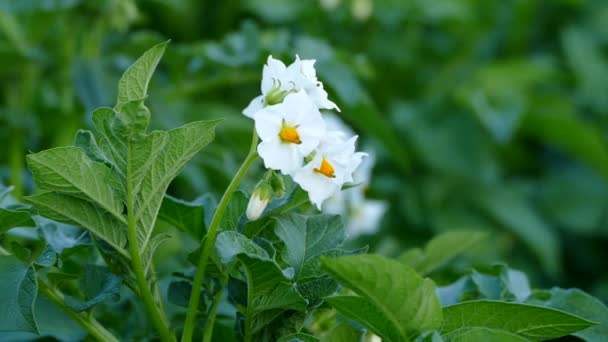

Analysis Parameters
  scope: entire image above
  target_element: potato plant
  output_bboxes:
[0,41,606,342]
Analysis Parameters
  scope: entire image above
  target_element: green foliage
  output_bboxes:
[400,230,487,276]
[0,256,38,334]
[440,300,596,341]
[322,254,442,341]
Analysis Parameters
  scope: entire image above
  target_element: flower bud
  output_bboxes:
[269,172,286,198]
[246,182,272,221]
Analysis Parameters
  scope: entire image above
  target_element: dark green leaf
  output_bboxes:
[0,256,38,333]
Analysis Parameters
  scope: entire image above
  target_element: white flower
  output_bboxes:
[293,134,366,209]
[346,200,387,238]
[255,91,326,175]
[243,55,339,118]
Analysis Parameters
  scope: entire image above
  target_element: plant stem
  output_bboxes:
[38,281,120,342]
[182,130,259,342]
[0,247,119,342]
[126,159,175,342]
[201,263,233,342]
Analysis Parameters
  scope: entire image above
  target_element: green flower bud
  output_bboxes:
[246,181,273,221]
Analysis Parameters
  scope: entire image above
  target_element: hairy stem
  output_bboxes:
[126,155,175,342]
[0,247,119,342]
[182,130,259,342]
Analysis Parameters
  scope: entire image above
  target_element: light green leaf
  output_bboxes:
[320,323,363,342]
[277,332,319,342]
[64,265,121,312]
[322,254,443,341]
[441,300,596,341]
[0,256,38,334]
[26,192,129,259]
[0,208,35,233]
[73,129,111,164]
[26,147,125,221]
[116,41,169,109]
[529,288,608,341]
[274,213,345,277]
[446,327,529,342]
[325,296,403,342]
[399,230,487,275]
[158,194,206,240]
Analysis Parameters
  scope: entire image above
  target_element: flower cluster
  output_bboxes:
[244,55,366,211]
[322,114,387,238]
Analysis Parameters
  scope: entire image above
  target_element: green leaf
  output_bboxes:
[0,208,35,233]
[73,129,111,164]
[474,187,560,275]
[529,288,608,341]
[445,328,529,342]
[168,281,205,311]
[158,194,206,240]
[0,256,38,333]
[322,254,443,341]
[320,324,363,342]
[26,146,125,220]
[220,190,248,231]
[215,231,306,332]
[275,214,345,277]
[399,230,487,275]
[441,300,596,341]
[325,296,404,342]
[277,333,319,342]
[116,41,169,109]
[64,265,121,312]
[26,192,129,259]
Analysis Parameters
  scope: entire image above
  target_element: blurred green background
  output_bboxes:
[1,0,608,301]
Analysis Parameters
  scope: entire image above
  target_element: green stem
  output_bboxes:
[182,130,259,342]
[38,282,119,342]
[201,262,234,342]
[0,247,119,342]
[126,159,175,342]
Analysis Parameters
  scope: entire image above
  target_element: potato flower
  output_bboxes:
[254,91,326,175]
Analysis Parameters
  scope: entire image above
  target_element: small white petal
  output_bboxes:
[243,95,264,118]
[258,139,303,175]
[261,55,287,94]
[254,108,283,141]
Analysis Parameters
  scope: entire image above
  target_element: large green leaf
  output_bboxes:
[0,256,38,334]
[322,254,442,341]
[529,288,608,341]
[399,230,487,275]
[441,300,596,341]
[274,213,345,277]
[0,208,35,233]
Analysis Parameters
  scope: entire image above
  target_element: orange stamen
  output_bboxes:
[314,159,336,178]
[279,127,301,144]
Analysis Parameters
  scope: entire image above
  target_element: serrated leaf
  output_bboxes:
[116,41,169,109]
[0,256,38,333]
[0,208,35,233]
[322,254,442,341]
[158,194,206,240]
[274,213,345,277]
[529,288,608,341]
[399,230,487,275]
[441,300,596,341]
[26,192,129,259]
[64,265,121,312]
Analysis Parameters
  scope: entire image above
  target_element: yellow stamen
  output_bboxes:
[279,127,301,144]
[314,159,336,178]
